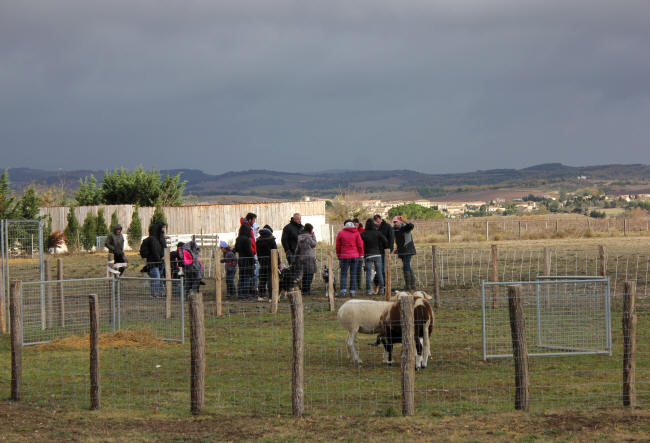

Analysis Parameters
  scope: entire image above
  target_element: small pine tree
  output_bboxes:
[42,214,53,253]
[149,204,167,230]
[64,205,81,252]
[127,206,143,250]
[110,210,119,229]
[18,186,41,219]
[96,208,109,236]
[80,212,97,251]
[0,169,16,219]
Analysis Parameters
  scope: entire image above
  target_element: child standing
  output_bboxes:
[220,241,237,298]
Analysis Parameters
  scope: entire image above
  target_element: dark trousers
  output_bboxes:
[301,272,314,295]
[225,269,236,296]
[258,265,272,298]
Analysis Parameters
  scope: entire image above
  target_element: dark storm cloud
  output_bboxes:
[1,0,649,174]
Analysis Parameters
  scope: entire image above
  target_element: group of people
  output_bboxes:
[105,210,416,300]
[223,212,318,301]
[335,214,415,296]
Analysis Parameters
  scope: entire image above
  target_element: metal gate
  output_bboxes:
[1,219,44,333]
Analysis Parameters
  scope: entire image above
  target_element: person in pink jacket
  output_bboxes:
[336,220,364,296]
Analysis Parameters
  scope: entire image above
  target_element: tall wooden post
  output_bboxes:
[431,245,439,308]
[164,248,172,319]
[624,219,628,237]
[623,281,637,408]
[270,249,279,314]
[518,221,522,238]
[215,248,222,317]
[45,258,52,328]
[555,220,559,234]
[89,293,100,410]
[399,295,416,416]
[447,222,451,243]
[599,245,607,277]
[384,249,392,300]
[543,247,551,276]
[485,220,489,241]
[507,285,529,411]
[289,289,304,417]
[327,251,335,312]
[0,254,6,334]
[190,292,206,415]
[10,280,22,401]
[57,258,65,327]
[490,245,498,308]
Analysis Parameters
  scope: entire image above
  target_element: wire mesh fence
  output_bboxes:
[7,295,648,415]
[481,278,611,359]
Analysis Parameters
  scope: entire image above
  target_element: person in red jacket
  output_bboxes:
[336,220,364,296]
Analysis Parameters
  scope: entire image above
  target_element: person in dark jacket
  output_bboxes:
[139,222,166,297]
[281,213,303,265]
[361,218,388,295]
[295,223,317,295]
[234,224,255,300]
[256,226,278,300]
[170,242,184,279]
[105,223,127,275]
[219,241,237,298]
[393,216,417,290]
[373,214,394,292]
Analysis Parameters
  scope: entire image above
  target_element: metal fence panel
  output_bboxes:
[482,278,611,359]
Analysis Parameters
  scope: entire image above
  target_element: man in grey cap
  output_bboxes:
[105,223,127,275]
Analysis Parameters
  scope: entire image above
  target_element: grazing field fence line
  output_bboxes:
[5,290,649,417]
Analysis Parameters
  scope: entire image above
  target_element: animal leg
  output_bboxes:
[415,337,423,369]
[385,342,393,366]
[346,330,362,364]
[422,320,432,368]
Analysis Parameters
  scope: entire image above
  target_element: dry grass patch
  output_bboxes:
[34,328,167,351]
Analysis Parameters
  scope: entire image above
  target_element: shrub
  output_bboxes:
[110,210,119,229]
[64,205,81,252]
[149,205,167,230]
[387,203,445,220]
[80,212,97,251]
[127,206,143,250]
[95,208,109,237]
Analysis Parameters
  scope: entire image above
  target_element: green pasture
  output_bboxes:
[1,295,648,418]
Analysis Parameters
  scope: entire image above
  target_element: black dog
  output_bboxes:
[322,265,337,297]
[279,266,301,293]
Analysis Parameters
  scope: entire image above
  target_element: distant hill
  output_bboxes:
[4,163,650,200]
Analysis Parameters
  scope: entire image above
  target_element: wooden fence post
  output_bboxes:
[555,220,559,234]
[518,221,522,238]
[270,249,279,314]
[327,251,335,312]
[624,219,628,237]
[45,258,53,328]
[164,248,172,319]
[485,220,489,241]
[57,258,65,327]
[10,280,22,401]
[0,254,6,334]
[507,285,529,411]
[447,222,451,243]
[89,293,100,410]
[190,292,206,415]
[431,245,439,308]
[543,247,551,276]
[384,249,392,300]
[491,245,498,308]
[289,289,304,417]
[215,247,222,317]
[623,281,637,408]
[400,295,416,416]
[599,245,607,277]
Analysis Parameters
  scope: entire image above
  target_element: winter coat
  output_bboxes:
[336,227,364,259]
[281,219,303,257]
[295,232,317,274]
[235,225,255,276]
[105,224,125,257]
[256,229,278,270]
[139,222,165,268]
[240,218,257,255]
[394,222,416,257]
[360,223,388,258]
[220,248,238,271]
[378,220,395,252]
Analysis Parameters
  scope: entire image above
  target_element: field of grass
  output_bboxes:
[2,236,650,440]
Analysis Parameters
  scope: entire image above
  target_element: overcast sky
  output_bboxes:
[1,1,649,175]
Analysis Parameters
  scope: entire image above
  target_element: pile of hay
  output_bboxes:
[35,328,167,350]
